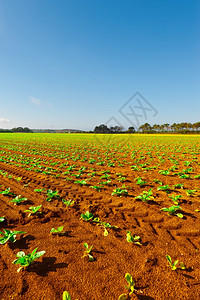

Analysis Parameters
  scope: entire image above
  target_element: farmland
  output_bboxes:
[0,133,200,299]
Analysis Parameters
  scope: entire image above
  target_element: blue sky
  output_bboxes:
[0,0,199,130]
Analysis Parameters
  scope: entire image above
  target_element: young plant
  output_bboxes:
[169,194,182,205]
[10,195,28,205]
[95,220,118,236]
[153,179,163,185]
[159,170,170,175]
[74,180,88,186]
[0,188,16,196]
[166,255,186,271]
[125,273,135,294]
[63,291,72,300]
[117,176,126,182]
[24,205,42,217]
[118,273,136,299]
[46,189,60,201]
[157,185,171,193]
[173,183,184,189]
[80,211,94,221]
[112,188,128,196]
[13,247,45,272]
[82,243,94,261]
[34,188,45,193]
[0,229,25,244]
[135,189,154,203]
[15,177,22,182]
[50,226,64,234]
[186,189,196,196]
[194,174,200,179]
[0,217,5,222]
[135,177,147,186]
[90,185,103,192]
[62,199,74,207]
[126,231,141,245]
[166,255,179,270]
[160,205,183,218]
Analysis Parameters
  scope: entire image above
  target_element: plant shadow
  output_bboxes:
[28,256,68,276]
[9,234,35,250]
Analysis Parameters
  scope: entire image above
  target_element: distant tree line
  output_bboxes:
[94,124,135,133]
[138,122,200,133]
[94,122,200,134]
[0,127,33,133]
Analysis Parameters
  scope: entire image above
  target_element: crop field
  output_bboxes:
[1,133,200,299]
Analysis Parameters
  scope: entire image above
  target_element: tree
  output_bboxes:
[12,127,33,133]
[126,126,135,133]
[139,123,152,133]
[94,124,110,133]
[110,126,122,133]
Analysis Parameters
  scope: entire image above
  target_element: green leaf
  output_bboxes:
[176,213,183,218]
[166,255,172,264]
[34,250,46,259]
[63,291,71,300]
[180,262,186,270]
[50,226,64,234]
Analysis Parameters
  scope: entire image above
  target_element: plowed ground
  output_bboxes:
[0,134,200,300]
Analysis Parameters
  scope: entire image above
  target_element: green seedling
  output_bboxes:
[100,173,111,179]
[173,183,184,189]
[118,273,136,299]
[135,189,154,203]
[117,176,126,182]
[90,185,103,192]
[159,170,170,175]
[74,180,88,186]
[34,188,45,192]
[153,179,163,185]
[13,247,45,272]
[24,205,42,217]
[183,161,191,166]
[82,243,94,261]
[15,177,22,182]
[186,189,196,196]
[46,189,60,201]
[0,229,25,244]
[80,211,94,221]
[126,231,141,245]
[62,199,74,207]
[131,165,140,171]
[169,194,182,205]
[96,220,118,236]
[135,177,147,186]
[63,291,73,300]
[166,255,179,270]
[157,185,170,193]
[180,262,186,270]
[10,195,28,205]
[112,188,128,196]
[0,188,16,196]
[99,180,111,186]
[194,175,200,179]
[166,255,186,271]
[125,273,135,294]
[0,217,5,222]
[50,226,64,234]
[179,174,191,179]
[160,205,183,218]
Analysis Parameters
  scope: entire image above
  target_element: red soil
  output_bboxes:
[0,139,200,299]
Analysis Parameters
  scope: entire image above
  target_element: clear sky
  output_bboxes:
[0,0,199,130]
